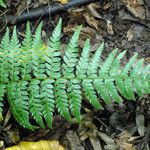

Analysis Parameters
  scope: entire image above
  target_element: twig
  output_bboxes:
[1,0,101,25]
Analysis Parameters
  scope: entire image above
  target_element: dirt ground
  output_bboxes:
[0,0,150,150]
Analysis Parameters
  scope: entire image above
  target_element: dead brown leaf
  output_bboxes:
[86,3,102,19]
[122,0,145,20]
[116,131,137,150]
[83,12,99,30]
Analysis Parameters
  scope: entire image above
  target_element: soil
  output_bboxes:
[0,0,150,150]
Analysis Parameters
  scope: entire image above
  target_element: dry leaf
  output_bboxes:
[103,2,112,10]
[87,3,102,19]
[136,114,145,136]
[83,12,99,30]
[116,131,137,150]
[106,20,114,35]
[55,0,69,4]
[0,141,4,148]
[127,28,134,41]
[7,129,20,144]
[122,0,145,20]
[6,140,65,150]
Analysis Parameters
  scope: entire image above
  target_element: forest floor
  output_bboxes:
[0,0,150,150]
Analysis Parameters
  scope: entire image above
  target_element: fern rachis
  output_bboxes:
[0,18,149,130]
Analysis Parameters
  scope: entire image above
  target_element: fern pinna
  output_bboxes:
[0,19,149,130]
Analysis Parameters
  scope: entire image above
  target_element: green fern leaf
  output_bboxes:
[21,22,33,80]
[68,79,82,123]
[54,79,72,122]
[87,42,104,77]
[0,28,10,83]
[76,38,90,78]
[62,26,82,78]
[0,0,6,7]
[0,19,149,130]
[40,79,55,128]
[46,18,62,78]
[7,81,35,130]
[29,80,45,128]
[82,79,102,109]
[8,27,21,81]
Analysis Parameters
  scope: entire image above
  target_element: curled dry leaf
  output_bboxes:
[6,140,65,150]
[86,3,103,19]
[83,12,99,30]
[122,0,145,20]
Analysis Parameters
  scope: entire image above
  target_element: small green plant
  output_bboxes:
[0,18,149,130]
[0,0,6,7]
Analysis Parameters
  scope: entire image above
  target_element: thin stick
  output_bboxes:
[1,0,101,25]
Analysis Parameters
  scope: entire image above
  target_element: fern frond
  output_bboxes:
[82,79,102,109]
[7,81,35,130]
[46,18,62,78]
[21,22,33,80]
[76,38,90,78]
[29,80,45,128]
[8,27,21,81]
[68,79,82,123]
[0,28,10,83]
[0,84,5,115]
[87,42,104,77]
[62,26,82,78]
[0,0,6,7]
[31,22,44,78]
[40,79,55,128]
[54,79,72,122]
[99,49,117,77]
[0,19,149,130]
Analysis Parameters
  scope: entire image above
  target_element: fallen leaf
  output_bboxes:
[7,129,20,144]
[86,3,103,19]
[136,114,145,136]
[116,131,137,150]
[55,0,69,4]
[83,12,99,30]
[103,2,112,10]
[6,140,65,150]
[106,20,114,35]
[122,0,145,20]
